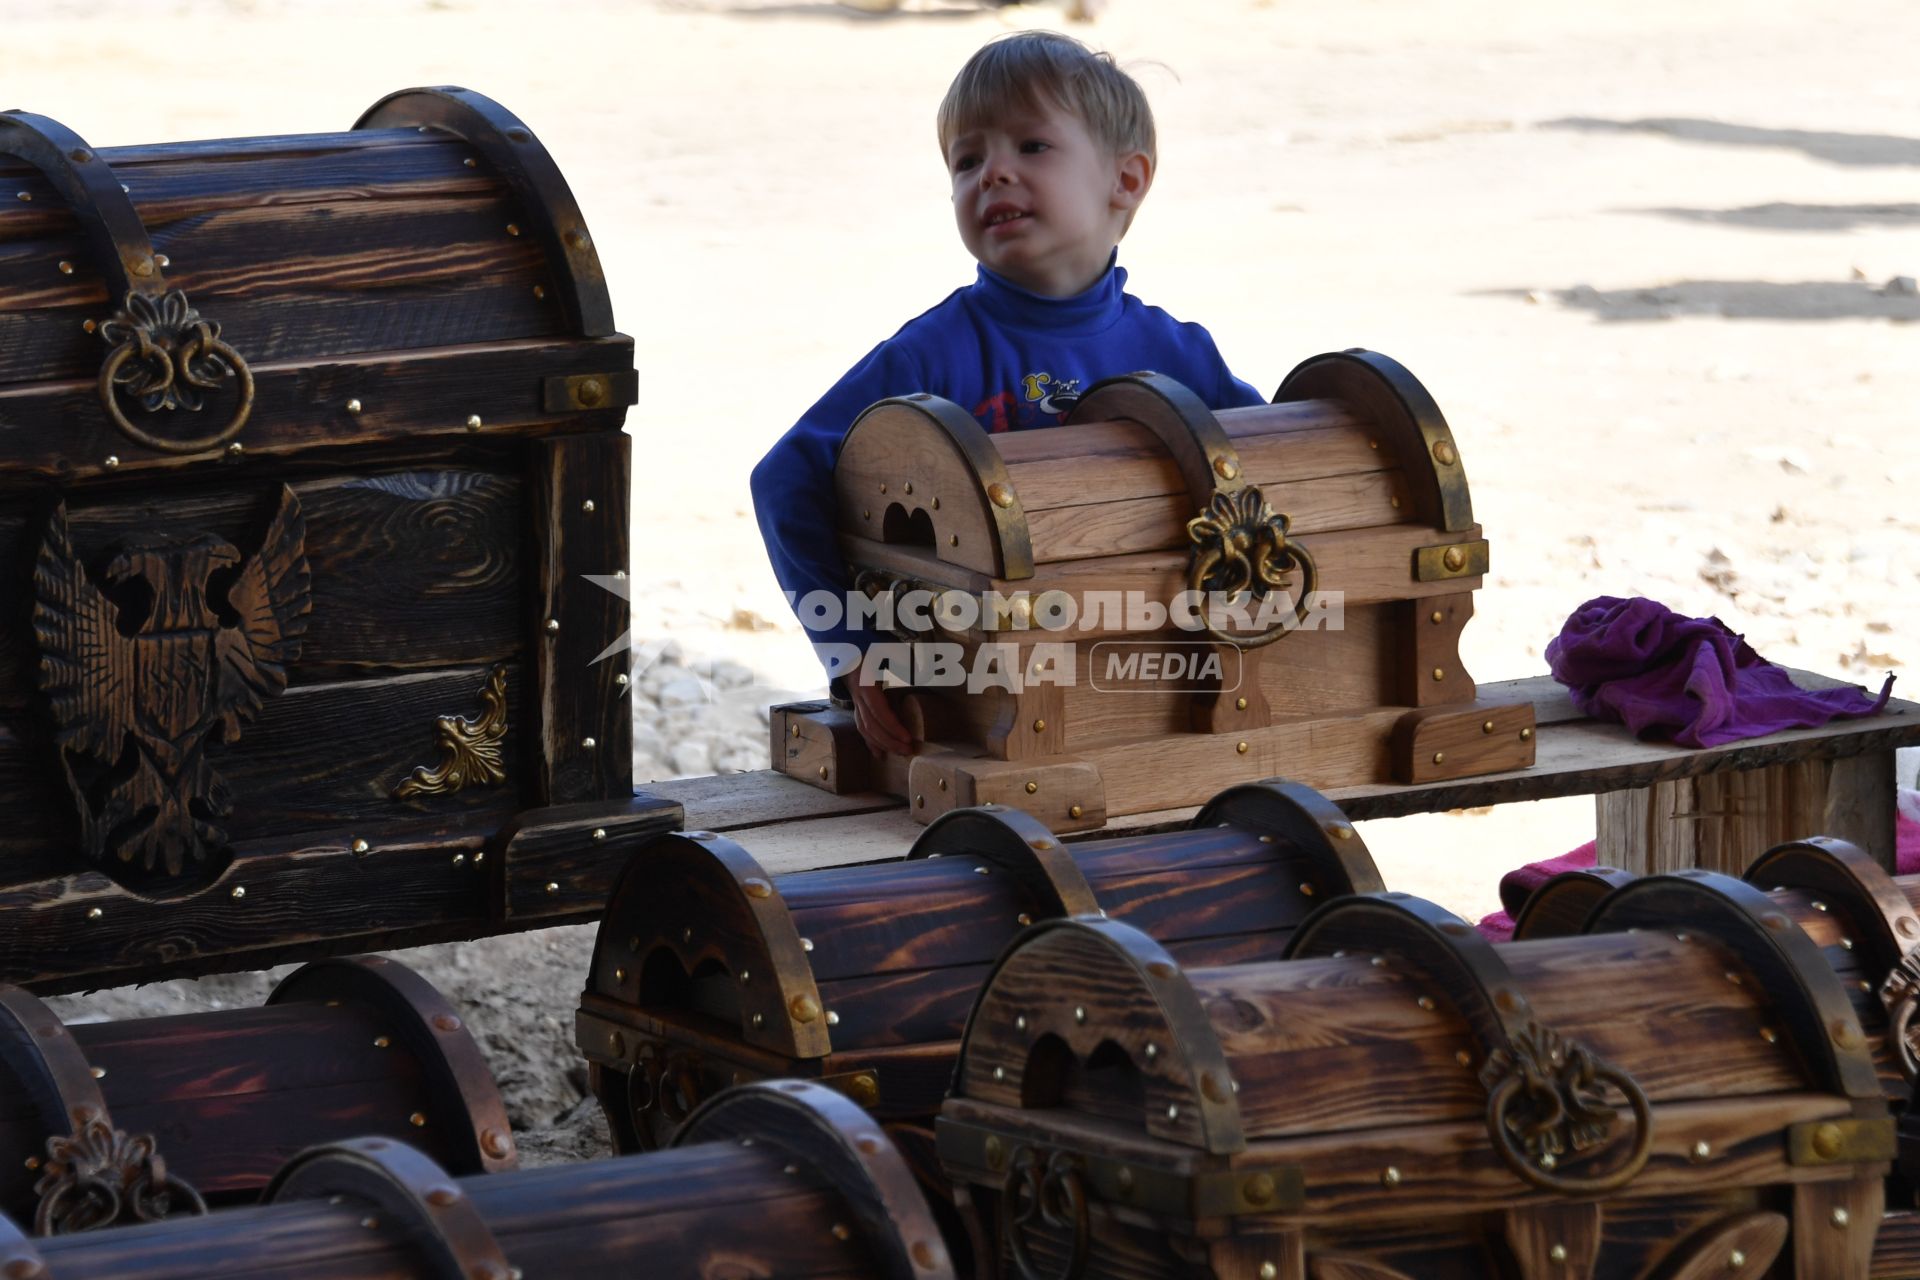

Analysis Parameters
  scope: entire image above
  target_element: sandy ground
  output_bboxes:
[11,0,1920,1160]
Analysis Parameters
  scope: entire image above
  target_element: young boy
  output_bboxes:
[751,30,1264,755]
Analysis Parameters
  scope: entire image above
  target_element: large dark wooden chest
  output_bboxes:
[0,89,678,991]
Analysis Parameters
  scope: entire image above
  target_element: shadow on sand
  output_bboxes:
[1629,202,1920,233]
[1481,280,1920,322]
[660,0,1011,19]
[1543,118,1920,168]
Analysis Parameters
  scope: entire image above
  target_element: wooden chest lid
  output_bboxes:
[834,351,1476,585]
[0,87,634,480]
[944,876,1885,1197]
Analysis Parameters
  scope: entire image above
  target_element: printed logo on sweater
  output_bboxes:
[1021,372,1081,416]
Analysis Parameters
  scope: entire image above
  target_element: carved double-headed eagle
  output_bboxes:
[32,487,311,881]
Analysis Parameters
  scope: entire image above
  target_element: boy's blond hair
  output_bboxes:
[937,31,1156,166]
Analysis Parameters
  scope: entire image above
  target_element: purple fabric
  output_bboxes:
[1475,813,1920,941]
[1546,596,1893,748]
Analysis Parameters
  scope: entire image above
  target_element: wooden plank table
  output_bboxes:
[645,671,1920,878]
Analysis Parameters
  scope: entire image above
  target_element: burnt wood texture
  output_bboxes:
[575,779,1382,1184]
[0,955,512,1237]
[0,1081,955,1280]
[938,876,1903,1280]
[770,350,1535,832]
[0,89,678,992]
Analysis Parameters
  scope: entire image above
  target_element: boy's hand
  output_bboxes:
[850,678,916,757]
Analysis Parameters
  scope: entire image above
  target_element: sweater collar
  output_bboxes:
[967,252,1126,334]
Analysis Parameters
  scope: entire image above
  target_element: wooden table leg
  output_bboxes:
[1594,751,1898,876]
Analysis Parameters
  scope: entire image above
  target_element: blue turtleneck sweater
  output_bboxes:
[751,260,1265,665]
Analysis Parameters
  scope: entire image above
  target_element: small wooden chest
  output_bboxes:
[939,880,1891,1279]
[773,351,1534,831]
[0,955,512,1234]
[576,781,1379,1156]
[0,90,679,991]
[0,1081,953,1280]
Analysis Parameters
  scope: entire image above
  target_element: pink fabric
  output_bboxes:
[1475,809,1920,941]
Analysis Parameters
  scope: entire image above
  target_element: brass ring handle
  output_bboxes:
[1004,1147,1090,1280]
[1185,487,1318,649]
[1485,1061,1653,1195]
[96,292,254,456]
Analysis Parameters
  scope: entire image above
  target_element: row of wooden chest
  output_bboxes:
[6,777,1920,1278]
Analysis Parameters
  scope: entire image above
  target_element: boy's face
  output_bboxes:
[946,99,1149,298]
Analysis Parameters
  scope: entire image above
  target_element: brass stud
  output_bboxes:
[1213,457,1239,481]
[1432,751,1446,765]
[14,191,29,201]
[1069,805,1084,819]
[374,1036,391,1048]
[1331,824,1354,840]
[1549,1245,1567,1263]
[102,454,119,469]
[1015,1016,1028,1030]
[1728,1250,1746,1269]
[1145,1043,1158,1060]
[464,157,477,168]
[1167,1104,1180,1120]
[1369,438,1379,450]
[133,256,152,276]
[346,398,363,414]
[592,827,607,841]
[230,885,246,900]
[1691,1140,1712,1162]
[1811,1123,1845,1160]
[1418,996,1436,1011]
[1016,913,1032,926]
[1300,882,1315,896]
[1455,1050,1472,1066]
[801,938,814,951]
[752,1014,764,1028]
[1841,937,1855,951]
[1032,718,1046,732]
[832,1224,852,1242]
[89,1066,105,1080]
[360,1216,378,1229]
[1024,781,1038,794]
[482,1129,512,1159]
[582,499,596,513]
[1430,610,1444,624]
[1539,1153,1557,1170]
[24,1157,39,1170]
[862,509,872,520]
[1242,1172,1276,1206]
[916,794,925,808]
[533,285,546,299]
[826,1011,840,1026]
[904,482,914,495]
[614,967,625,982]
[1073,1006,1087,1024]
[1432,666,1445,681]
[83,319,98,333]
[1811,899,1829,912]
[545,881,560,894]
[879,483,887,494]
[1443,546,1466,572]
[566,230,589,251]
[1236,697,1248,710]
[1381,1166,1402,1187]
[466,414,483,431]
[974,866,990,876]
[993,1066,1005,1081]
[1482,720,1495,734]
[938,778,948,792]
[545,618,560,633]
[1390,495,1402,509]
[1520,727,1533,741]
[743,878,772,898]
[409,1112,427,1127]
[1236,741,1249,754]
[818,765,829,780]
[1433,440,1457,466]
[1259,1266,1277,1280]
[155,254,170,268]
[989,483,1014,508]
[1832,1208,1851,1227]
[86,907,102,920]
[582,736,596,749]
[506,223,521,236]
[948,534,958,547]
[226,441,245,458]
[790,994,821,1023]
[1760,1027,1777,1043]
[58,260,73,275]
[352,838,371,856]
